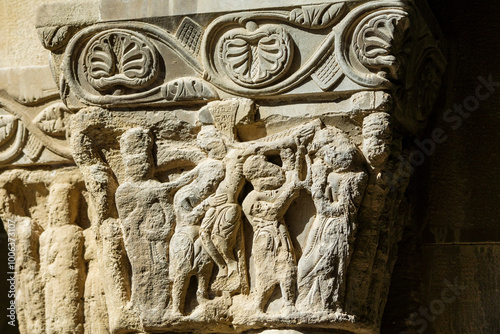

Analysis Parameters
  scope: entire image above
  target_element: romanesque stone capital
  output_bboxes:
[0,1,446,334]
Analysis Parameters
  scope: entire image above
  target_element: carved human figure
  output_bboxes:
[14,217,46,334]
[0,187,46,334]
[197,126,248,294]
[361,112,395,222]
[68,108,136,333]
[115,127,200,323]
[297,127,368,311]
[242,146,309,313]
[83,227,109,334]
[362,112,393,170]
[39,182,85,334]
[169,156,226,316]
[197,122,317,297]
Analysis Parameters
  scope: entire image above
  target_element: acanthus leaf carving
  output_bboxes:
[84,29,159,91]
[34,102,69,137]
[202,11,340,96]
[0,115,17,146]
[61,22,214,108]
[353,12,411,81]
[161,78,219,102]
[289,3,347,29]
[220,24,294,88]
[335,3,415,87]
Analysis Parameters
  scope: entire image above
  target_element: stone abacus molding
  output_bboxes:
[0,1,446,334]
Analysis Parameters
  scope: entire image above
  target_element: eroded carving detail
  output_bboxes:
[161,78,219,102]
[34,102,69,137]
[353,12,410,81]
[37,26,72,51]
[0,113,28,164]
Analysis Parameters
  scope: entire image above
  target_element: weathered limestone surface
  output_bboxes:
[0,0,446,333]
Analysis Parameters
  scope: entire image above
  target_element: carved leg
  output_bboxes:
[213,234,239,276]
[200,208,227,277]
[100,219,140,333]
[255,280,276,313]
[212,204,241,276]
[171,274,190,316]
[197,260,214,300]
[280,265,297,312]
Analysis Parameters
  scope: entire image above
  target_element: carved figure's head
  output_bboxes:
[243,154,286,191]
[197,125,227,160]
[310,127,359,172]
[120,127,154,181]
[362,112,392,168]
[195,159,225,195]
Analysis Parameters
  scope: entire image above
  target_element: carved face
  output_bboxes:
[317,144,357,172]
[197,126,227,160]
[243,155,285,191]
[362,113,392,168]
[310,128,358,172]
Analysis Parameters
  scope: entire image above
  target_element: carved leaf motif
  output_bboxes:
[221,25,293,87]
[290,3,346,28]
[0,115,16,146]
[34,103,69,137]
[354,13,410,79]
[84,30,158,91]
[37,26,71,51]
[162,77,219,102]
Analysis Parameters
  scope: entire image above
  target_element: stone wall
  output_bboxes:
[382,1,500,333]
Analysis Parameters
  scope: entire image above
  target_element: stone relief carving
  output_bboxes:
[2,1,447,334]
[0,88,73,166]
[175,17,204,56]
[84,30,159,91]
[297,127,368,311]
[40,182,85,334]
[220,24,294,87]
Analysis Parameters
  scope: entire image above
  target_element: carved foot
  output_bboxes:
[280,302,297,315]
[108,303,142,334]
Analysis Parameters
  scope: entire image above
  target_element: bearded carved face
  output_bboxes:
[362,113,393,168]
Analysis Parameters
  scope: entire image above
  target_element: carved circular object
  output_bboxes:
[83,29,159,91]
[219,25,294,88]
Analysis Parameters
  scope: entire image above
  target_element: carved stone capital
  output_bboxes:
[1,1,446,334]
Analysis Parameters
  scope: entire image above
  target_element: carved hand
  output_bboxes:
[295,124,316,146]
[207,193,228,207]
